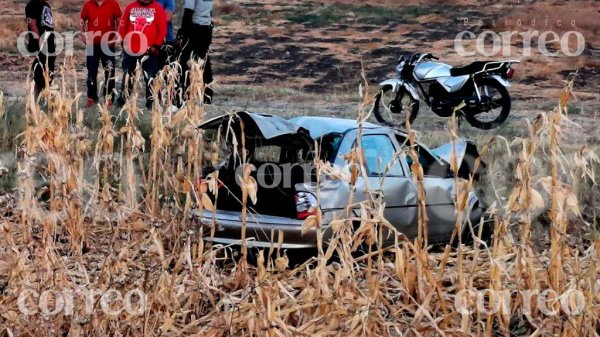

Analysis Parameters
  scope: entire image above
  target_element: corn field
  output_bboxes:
[0,58,599,337]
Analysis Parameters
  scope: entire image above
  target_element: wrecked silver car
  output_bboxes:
[193,112,485,249]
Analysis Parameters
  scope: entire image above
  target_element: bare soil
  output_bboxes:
[0,0,598,145]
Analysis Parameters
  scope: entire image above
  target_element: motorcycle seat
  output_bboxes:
[450,61,496,77]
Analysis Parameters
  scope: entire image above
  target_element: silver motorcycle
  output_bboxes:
[373,53,519,130]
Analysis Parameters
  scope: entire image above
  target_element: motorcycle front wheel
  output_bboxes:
[372,85,419,129]
[464,78,511,130]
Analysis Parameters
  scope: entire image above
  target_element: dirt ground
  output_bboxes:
[0,0,598,143]
[0,4,599,335]
[2,0,599,92]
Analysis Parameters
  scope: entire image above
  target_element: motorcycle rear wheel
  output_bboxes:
[372,85,419,129]
[464,78,511,130]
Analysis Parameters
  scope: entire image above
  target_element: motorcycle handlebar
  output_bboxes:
[423,53,439,60]
[404,53,440,64]
[411,53,439,63]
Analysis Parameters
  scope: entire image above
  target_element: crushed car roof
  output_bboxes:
[199,111,310,140]
[288,116,380,139]
[201,112,385,140]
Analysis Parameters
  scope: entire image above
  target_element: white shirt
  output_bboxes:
[183,0,213,26]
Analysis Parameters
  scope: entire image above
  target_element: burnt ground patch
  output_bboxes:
[559,67,600,90]
[3,1,594,98]
[207,2,516,93]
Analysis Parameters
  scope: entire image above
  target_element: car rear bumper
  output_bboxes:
[193,209,318,249]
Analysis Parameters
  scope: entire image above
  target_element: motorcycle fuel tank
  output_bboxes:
[413,62,452,80]
[437,75,469,93]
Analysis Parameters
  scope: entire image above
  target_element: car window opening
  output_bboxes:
[395,134,450,178]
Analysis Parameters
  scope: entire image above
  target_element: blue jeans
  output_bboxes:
[120,52,159,106]
[86,44,116,101]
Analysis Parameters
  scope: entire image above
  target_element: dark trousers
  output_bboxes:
[158,42,176,69]
[179,23,213,104]
[120,52,159,106]
[32,52,55,92]
[86,44,116,101]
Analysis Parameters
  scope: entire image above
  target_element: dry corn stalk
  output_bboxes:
[2,60,598,337]
[118,65,145,210]
[0,91,5,120]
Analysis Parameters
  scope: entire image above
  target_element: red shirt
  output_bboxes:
[119,0,166,55]
[80,0,122,45]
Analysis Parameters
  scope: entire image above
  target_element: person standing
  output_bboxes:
[177,0,214,105]
[118,0,167,109]
[155,0,175,67]
[25,0,55,98]
[80,0,122,108]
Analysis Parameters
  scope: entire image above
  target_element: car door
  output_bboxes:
[352,133,418,243]
[396,136,458,240]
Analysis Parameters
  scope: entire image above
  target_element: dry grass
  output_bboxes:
[0,56,598,337]
[2,0,597,100]
[488,0,600,85]
[0,18,26,52]
[494,1,600,45]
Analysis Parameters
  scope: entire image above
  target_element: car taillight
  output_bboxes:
[506,68,514,79]
[295,191,318,220]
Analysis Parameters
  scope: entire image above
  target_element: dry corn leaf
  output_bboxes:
[103,133,114,152]
[323,162,351,182]
[565,192,580,217]
[411,162,424,179]
[152,231,167,269]
[257,251,266,281]
[243,163,256,179]
[0,91,4,119]
[560,90,570,112]
[0,260,10,275]
[530,188,545,209]
[201,193,215,212]
[205,171,219,194]
[66,177,77,192]
[132,131,145,149]
[6,59,597,337]
[539,176,553,195]
[330,219,345,233]
[349,164,359,185]
[275,254,289,272]
[182,179,192,193]
[301,216,318,236]
[195,179,208,194]
[344,148,362,184]
[210,151,219,166]
[132,219,145,231]
[244,176,258,205]
[301,208,322,236]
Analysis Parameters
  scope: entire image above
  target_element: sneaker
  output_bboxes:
[84,98,97,108]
